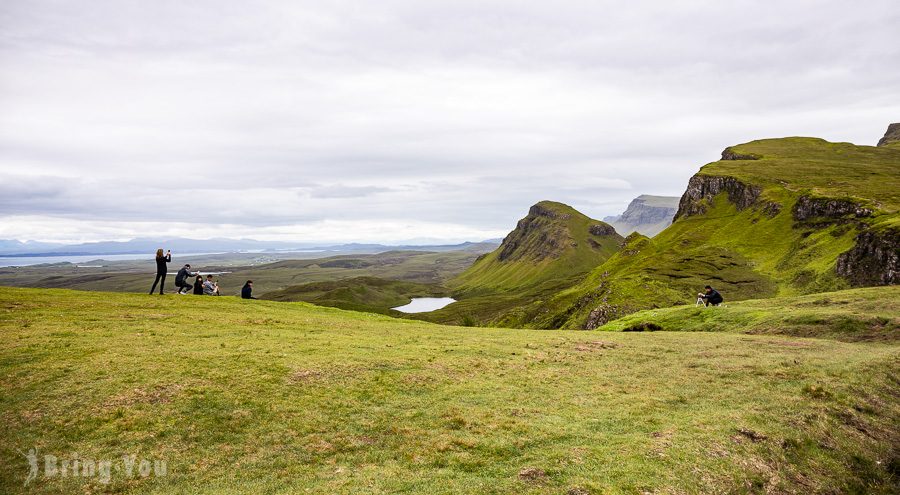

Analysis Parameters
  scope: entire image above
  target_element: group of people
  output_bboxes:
[149,248,256,299]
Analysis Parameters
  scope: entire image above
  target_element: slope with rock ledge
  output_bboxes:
[414,201,623,326]
[532,131,900,329]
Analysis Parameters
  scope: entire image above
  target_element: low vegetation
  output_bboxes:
[261,276,446,315]
[599,286,899,342]
[1,287,898,493]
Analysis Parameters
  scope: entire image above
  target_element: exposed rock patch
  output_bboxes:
[674,175,761,220]
[721,147,760,160]
[876,122,900,147]
[836,228,899,286]
[589,223,617,237]
[793,196,873,223]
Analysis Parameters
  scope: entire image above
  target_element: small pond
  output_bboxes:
[392,297,456,313]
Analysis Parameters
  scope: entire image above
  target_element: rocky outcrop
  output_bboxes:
[497,203,571,262]
[792,196,873,223]
[721,147,760,160]
[589,224,617,237]
[674,175,761,220]
[877,123,900,147]
[836,228,899,286]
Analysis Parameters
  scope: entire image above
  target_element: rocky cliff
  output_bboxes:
[605,195,680,237]
[877,123,900,147]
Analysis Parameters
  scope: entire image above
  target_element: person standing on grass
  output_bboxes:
[174,264,198,295]
[241,280,257,299]
[149,248,171,295]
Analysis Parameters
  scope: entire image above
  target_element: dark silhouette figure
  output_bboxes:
[149,248,171,294]
[699,285,724,306]
[175,264,198,294]
[241,280,257,299]
[193,275,204,295]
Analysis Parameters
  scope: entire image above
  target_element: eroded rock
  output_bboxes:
[674,175,761,220]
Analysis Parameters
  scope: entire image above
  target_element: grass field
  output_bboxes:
[1,287,898,493]
[599,286,899,342]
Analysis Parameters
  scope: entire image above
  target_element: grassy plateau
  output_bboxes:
[1,287,898,494]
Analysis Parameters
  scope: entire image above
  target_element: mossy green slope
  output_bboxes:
[420,201,623,326]
[1,287,898,493]
[599,286,899,342]
[533,137,900,329]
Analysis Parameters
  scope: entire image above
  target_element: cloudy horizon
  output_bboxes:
[2,1,898,244]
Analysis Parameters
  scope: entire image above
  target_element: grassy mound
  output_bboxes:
[1,287,898,493]
[599,286,899,342]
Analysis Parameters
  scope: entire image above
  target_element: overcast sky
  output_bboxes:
[1,1,898,244]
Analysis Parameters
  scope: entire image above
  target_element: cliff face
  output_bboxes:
[836,229,899,286]
[606,195,680,237]
[876,123,900,147]
[673,175,761,220]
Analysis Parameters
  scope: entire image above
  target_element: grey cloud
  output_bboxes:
[1,1,898,242]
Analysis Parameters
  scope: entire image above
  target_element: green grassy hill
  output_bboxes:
[261,276,446,315]
[420,201,623,326]
[1,287,898,493]
[531,137,900,329]
[599,286,899,342]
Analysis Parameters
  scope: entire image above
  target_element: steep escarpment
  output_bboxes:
[836,228,900,286]
[605,195,679,237]
[415,201,623,326]
[673,174,761,220]
[533,133,900,329]
[877,123,900,147]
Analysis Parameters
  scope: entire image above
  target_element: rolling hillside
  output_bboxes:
[419,201,623,326]
[1,287,898,493]
[528,135,899,329]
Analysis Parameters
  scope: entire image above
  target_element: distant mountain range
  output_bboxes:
[603,194,680,237]
[0,237,500,257]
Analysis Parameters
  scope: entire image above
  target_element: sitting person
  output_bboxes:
[174,264,198,294]
[698,285,724,306]
[241,280,257,299]
[203,275,220,296]
[192,274,204,295]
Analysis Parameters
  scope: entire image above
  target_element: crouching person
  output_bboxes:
[698,285,724,306]
[203,275,220,296]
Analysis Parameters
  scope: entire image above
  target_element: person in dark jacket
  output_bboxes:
[149,248,171,294]
[192,275,204,295]
[241,280,257,299]
[699,285,724,306]
[175,264,198,294]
